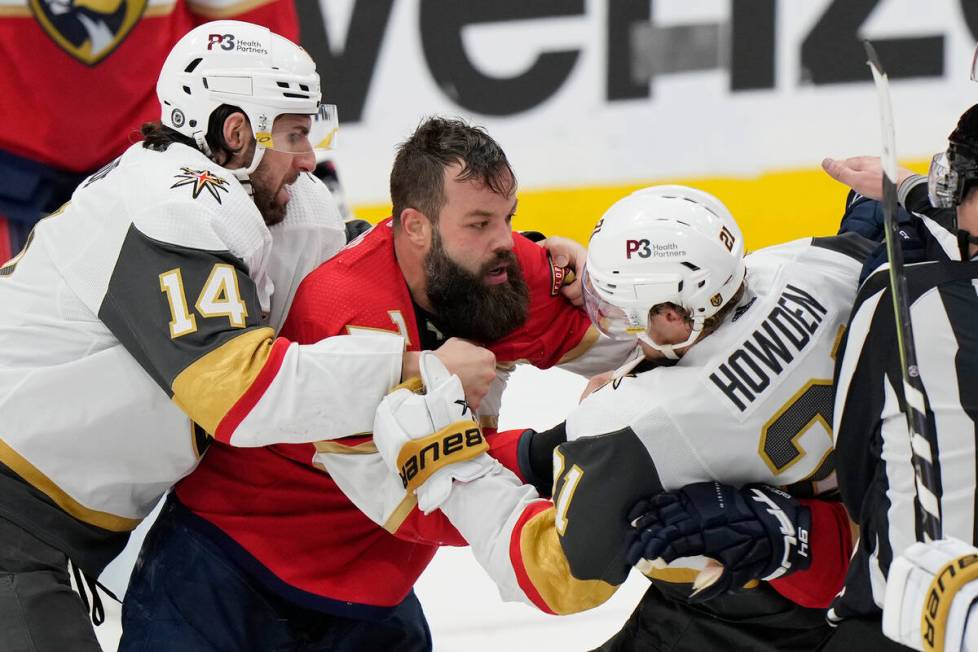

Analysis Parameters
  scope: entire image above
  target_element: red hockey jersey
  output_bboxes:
[175,220,632,616]
[0,0,297,173]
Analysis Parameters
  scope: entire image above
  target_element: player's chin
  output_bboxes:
[276,183,292,207]
[260,201,289,226]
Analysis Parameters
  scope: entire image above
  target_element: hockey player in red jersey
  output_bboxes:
[0,0,299,264]
[0,23,500,652]
[120,116,638,651]
[372,185,865,651]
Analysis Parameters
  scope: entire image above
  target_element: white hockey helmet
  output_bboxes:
[583,185,746,358]
[156,20,337,167]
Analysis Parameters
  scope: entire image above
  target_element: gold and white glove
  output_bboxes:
[883,537,978,652]
[373,352,496,514]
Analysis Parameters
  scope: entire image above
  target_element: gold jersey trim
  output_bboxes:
[314,440,378,455]
[186,0,278,19]
[144,0,176,16]
[382,493,417,534]
[171,326,276,436]
[642,566,700,583]
[0,438,141,532]
[519,506,618,614]
[557,325,600,365]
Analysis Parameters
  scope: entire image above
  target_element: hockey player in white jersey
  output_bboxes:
[372,185,866,651]
[0,20,496,652]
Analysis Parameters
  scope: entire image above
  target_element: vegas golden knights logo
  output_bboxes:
[29,0,148,66]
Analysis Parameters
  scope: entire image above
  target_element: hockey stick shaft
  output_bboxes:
[864,41,941,540]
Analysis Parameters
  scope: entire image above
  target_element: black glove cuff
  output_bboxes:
[742,485,812,580]
[517,425,566,498]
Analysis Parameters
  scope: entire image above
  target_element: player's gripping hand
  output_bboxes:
[432,338,497,412]
[626,482,811,602]
[539,236,584,306]
[374,352,496,514]
[883,537,978,652]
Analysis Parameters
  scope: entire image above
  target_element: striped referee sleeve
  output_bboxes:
[830,260,978,621]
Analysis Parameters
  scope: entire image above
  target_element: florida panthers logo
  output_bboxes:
[29,0,148,65]
[171,168,231,204]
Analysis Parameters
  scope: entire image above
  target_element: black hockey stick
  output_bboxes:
[864,41,941,540]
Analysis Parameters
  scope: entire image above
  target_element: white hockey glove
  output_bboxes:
[373,352,496,514]
[883,537,978,652]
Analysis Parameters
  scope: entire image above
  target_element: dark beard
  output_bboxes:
[424,230,529,343]
[250,168,290,226]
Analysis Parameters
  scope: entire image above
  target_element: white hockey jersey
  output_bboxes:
[0,141,403,573]
[428,234,870,615]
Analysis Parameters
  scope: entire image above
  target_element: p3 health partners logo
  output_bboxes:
[625,239,685,259]
[207,33,268,55]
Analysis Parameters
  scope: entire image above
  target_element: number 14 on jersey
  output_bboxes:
[159,264,248,338]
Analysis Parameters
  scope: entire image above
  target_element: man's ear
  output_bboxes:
[662,306,687,324]
[400,208,431,247]
[222,112,250,153]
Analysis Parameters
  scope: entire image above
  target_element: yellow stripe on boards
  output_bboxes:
[354,160,930,249]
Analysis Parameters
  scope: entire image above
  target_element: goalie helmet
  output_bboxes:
[583,185,746,358]
[929,103,978,208]
[156,20,337,169]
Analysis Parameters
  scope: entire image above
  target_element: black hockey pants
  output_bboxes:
[0,515,102,652]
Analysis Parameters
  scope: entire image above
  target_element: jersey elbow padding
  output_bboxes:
[510,502,618,615]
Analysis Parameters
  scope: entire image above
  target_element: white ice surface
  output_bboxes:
[93,365,649,651]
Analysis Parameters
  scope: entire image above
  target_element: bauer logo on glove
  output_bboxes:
[374,352,495,514]
[397,424,485,490]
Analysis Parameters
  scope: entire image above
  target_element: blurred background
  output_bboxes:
[300,0,978,247]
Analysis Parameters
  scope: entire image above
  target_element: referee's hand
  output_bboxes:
[822,155,915,201]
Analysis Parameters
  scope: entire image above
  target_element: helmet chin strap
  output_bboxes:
[637,316,705,360]
[229,140,266,197]
[958,229,978,259]
[193,132,212,158]
[193,131,265,197]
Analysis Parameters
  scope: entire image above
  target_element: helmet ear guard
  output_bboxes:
[583,185,746,357]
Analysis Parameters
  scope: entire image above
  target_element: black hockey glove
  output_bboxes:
[344,219,372,242]
[626,481,811,603]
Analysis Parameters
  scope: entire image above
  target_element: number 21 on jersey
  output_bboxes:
[553,448,584,535]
